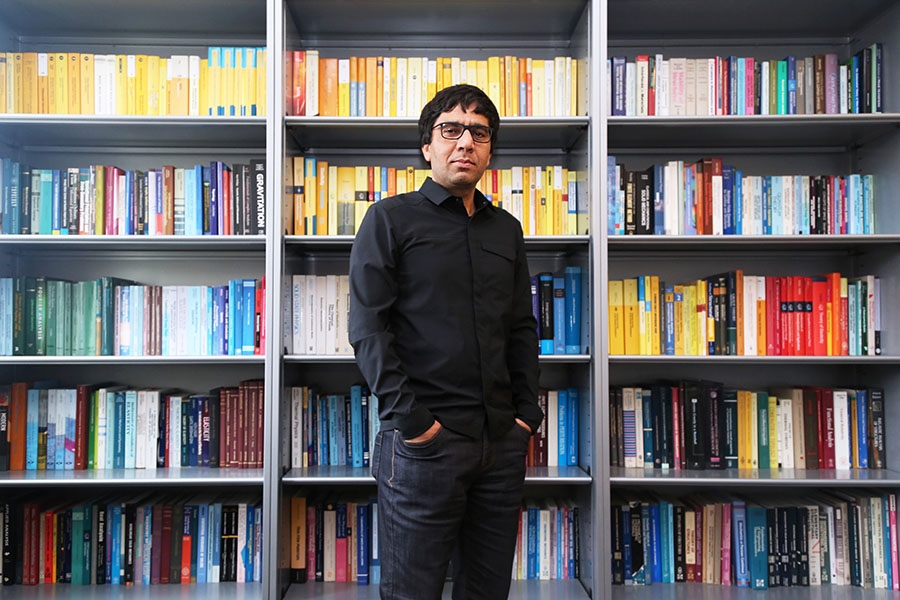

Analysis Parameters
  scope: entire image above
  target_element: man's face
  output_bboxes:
[422,103,493,194]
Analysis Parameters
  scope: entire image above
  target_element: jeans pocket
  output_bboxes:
[371,430,384,480]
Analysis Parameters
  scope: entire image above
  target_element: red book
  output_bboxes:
[780,275,792,356]
[9,382,28,471]
[159,504,174,584]
[180,506,192,583]
[151,503,163,584]
[223,164,232,236]
[292,51,306,117]
[306,505,317,583]
[798,275,811,356]
[74,384,92,470]
[671,384,682,470]
[811,276,828,355]
[334,503,348,582]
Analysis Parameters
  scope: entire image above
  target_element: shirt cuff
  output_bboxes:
[395,405,436,440]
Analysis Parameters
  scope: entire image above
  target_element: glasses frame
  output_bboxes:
[432,122,494,144]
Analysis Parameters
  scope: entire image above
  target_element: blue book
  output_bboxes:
[683,166,696,235]
[566,388,578,466]
[564,266,582,354]
[210,503,222,582]
[113,391,126,468]
[110,503,123,584]
[732,500,750,587]
[722,165,734,234]
[734,169,744,234]
[856,388,869,468]
[607,155,618,235]
[226,279,240,355]
[369,498,381,584]
[652,163,665,235]
[761,176,771,235]
[318,395,329,466]
[51,168,62,233]
[557,390,568,467]
[658,500,671,582]
[530,275,540,341]
[123,390,137,469]
[786,55,797,114]
[242,279,256,355]
[747,504,768,589]
[64,390,76,469]
[538,273,554,354]
[188,395,199,467]
[25,388,39,469]
[553,277,566,355]
[663,285,675,355]
[45,391,56,470]
[350,385,363,468]
[621,504,632,583]
[356,503,369,585]
[327,395,341,467]
[39,169,53,235]
[737,57,746,115]
[358,385,370,468]
[526,504,539,579]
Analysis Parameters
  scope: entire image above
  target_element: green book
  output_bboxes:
[756,391,770,469]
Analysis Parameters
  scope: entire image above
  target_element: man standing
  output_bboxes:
[349,84,543,599]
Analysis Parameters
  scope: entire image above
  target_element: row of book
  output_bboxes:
[608,45,884,117]
[284,275,352,357]
[0,380,265,472]
[289,386,377,469]
[0,158,267,237]
[0,493,262,585]
[531,388,580,468]
[607,157,875,236]
[285,158,586,238]
[609,382,885,471]
[0,277,267,357]
[612,490,900,589]
[288,496,581,584]
[533,267,584,356]
[285,51,583,119]
[0,48,267,117]
[608,271,880,357]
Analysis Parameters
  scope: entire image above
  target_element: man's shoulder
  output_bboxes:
[373,191,428,213]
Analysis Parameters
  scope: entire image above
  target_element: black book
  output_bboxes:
[0,405,9,471]
[537,273,554,351]
[18,165,32,235]
[2,502,16,585]
[703,380,725,469]
[636,167,653,235]
[124,503,136,584]
[610,501,624,584]
[680,380,706,469]
[869,387,885,468]
[673,502,686,582]
[314,502,324,582]
[208,394,221,468]
[169,500,184,584]
[95,504,107,584]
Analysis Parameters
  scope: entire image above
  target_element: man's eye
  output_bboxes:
[443,125,461,136]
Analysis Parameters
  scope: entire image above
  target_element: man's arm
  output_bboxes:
[348,204,436,440]
[506,228,543,434]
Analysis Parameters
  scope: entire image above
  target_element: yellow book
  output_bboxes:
[407,166,417,192]
[135,54,148,115]
[736,389,751,469]
[395,164,407,195]
[552,165,563,235]
[238,48,250,116]
[158,58,168,116]
[684,282,697,356]
[673,284,685,355]
[608,279,625,355]
[650,275,661,355]
[365,56,377,117]
[66,53,80,114]
[93,164,105,234]
[5,52,16,113]
[696,278,708,355]
[571,58,579,116]
[115,55,128,115]
[304,157,317,235]
[199,57,209,117]
[498,57,506,116]
[125,55,136,115]
[21,53,38,114]
[207,47,221,116]
[522,166,532,235]
[338,58,350,117]
[335,166,354,235]
[375,56,384,116]
[282,154,294,234]
[13,53,25,113]
[354,165,368,234]
[147,55,160,115]
[749,390,759,468]
[257,47,267,116]
[487,56,501,112]
[53,52,68,114]
[37,53,49,114]
[507,56,518,116]
[475,59,488,94]
[500,168,512,211]
[292,155,305,235]
[222,47,235,116]
[0,53,6,113]
[316,160,329,235]
[79,53,94,114]
[414,168,428,189]
[623,277,639,355]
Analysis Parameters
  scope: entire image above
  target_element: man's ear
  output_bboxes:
[421,144,431,163]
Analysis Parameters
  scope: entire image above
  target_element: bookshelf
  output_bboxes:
[272,0,599,599]
[0,0,270,596]
[605,0,900,598]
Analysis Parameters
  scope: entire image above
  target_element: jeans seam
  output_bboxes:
[388,430,396,489]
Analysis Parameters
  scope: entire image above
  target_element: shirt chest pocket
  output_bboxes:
[479,241,517,302]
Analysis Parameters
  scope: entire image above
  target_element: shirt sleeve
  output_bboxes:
[348,203,435,439]
[506,227,544,434]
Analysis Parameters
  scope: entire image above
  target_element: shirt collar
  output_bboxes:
[419,177,491,212]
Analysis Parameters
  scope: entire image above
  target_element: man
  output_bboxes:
[349,84,543,599]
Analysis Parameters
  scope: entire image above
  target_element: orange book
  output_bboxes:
[317,160,329,235]
[524,57,533,116]
[37,53,50,113]
[387,167,397,197]
[318,57,339,116]
[12,53,24,113]
[293,155,305,234]
[283,49,293,115]
[292,50,305,116]
[21,53,38,114]
[163,165,175,235]
[9,382,28,470]
[365,56,377,116]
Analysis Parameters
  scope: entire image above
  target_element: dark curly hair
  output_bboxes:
[418,84,500,151]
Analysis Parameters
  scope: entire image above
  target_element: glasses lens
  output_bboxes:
[440,123,463,139]
[470,126,491,142]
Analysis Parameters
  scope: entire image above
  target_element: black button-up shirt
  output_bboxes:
[349,177,543,440]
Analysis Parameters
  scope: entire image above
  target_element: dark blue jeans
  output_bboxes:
[372,423,531,599]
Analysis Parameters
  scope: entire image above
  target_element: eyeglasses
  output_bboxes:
[432,122,493,143]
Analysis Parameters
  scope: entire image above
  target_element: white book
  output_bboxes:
[684,58,696,116]
[870,496,887,588]
[805,503,821,585]
[544,58,555,117]
[624,61,635,116]
[325,274,338,355]
[304,275,316,355]
[668,58,686,116]
[622,386,636,468]
[323,506,336,581]
[555,56,567,117]
[135,389,147,469]
[760,61,770,115]
[633,388,644,466]
[306,49,319,116]
[694,57,708,117]
[832,389,851,469]
[743,276,757,356]
[291,274,305,354]
[175,285,189,356]
[145,390,159,471]
[335,275,352,355]
[396,57,407,117]
[839,64,848,114]
[189,55,200,116]
[635,56,649,117]
[539,503,551,580]
[407,56,421,116]
[124,390,137,469]
[782,175,794,235]
[169,395,183,468]
[237,503,248,582]
[711,163,723,235]
[315,275,327,355]
[382,56,391,117]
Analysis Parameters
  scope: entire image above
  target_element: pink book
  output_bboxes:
[672,385,681,469]
[825,54,839,114]
[890,494,899,590]
[744,58,755,115]
[721,502,732,586]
